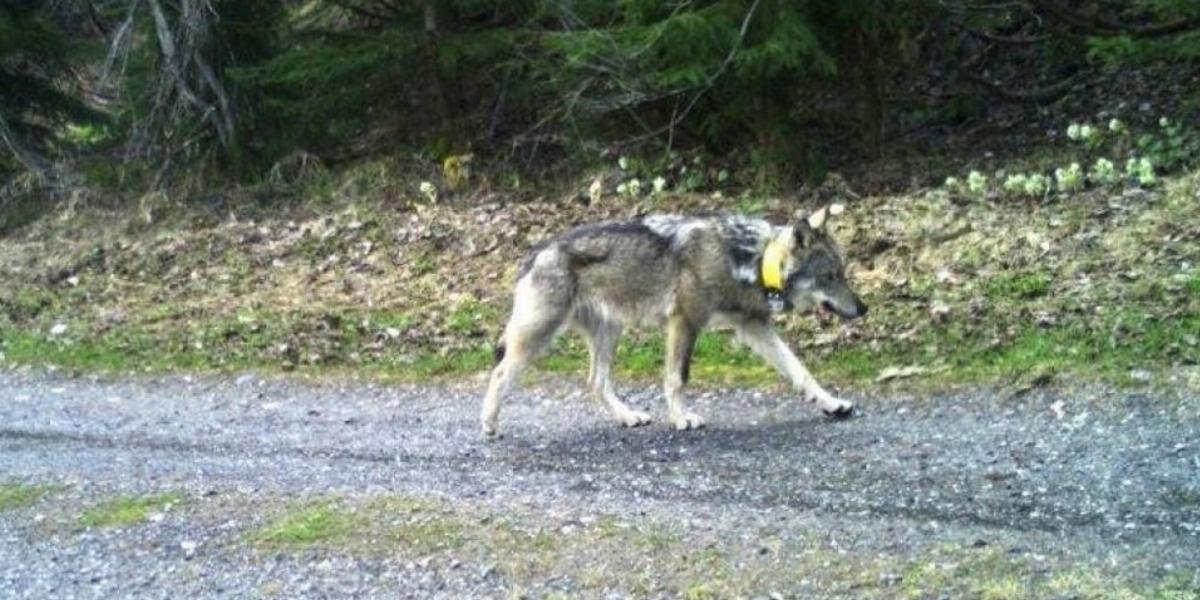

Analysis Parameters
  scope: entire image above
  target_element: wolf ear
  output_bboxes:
[806,203,843,230]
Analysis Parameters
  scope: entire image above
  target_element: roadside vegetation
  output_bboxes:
[2,1,1199,390]
[11,482,1193,598]
[77,492,185,529]
[0,481,59,512]
[1,156,1197,390]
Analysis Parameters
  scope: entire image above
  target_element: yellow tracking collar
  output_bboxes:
[761,233,791,290]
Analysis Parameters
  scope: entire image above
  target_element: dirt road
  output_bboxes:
[1,369,1197,598]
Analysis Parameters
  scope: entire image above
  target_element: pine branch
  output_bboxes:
[1030,0,1200,38]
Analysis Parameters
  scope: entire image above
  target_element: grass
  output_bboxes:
[985,272,1053,300]
[2,168,1197,391]
[253,502,360,546]
[241,493,1200,598]
[78,492,184,529]
[251,494,531,556]
[899,544,1200,600]
[2,303,1196,388]
[0,482,58,512]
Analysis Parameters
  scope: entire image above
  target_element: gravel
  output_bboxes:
[1,369,1198,598]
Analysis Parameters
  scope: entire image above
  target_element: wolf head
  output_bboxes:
[783,205,867,320]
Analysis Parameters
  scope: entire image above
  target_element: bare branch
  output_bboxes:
[961,72,1078,103]
[0,113,49,174]
[967,28,1049,45]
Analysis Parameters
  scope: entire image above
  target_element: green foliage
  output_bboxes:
[0,1,105,166]
[230,31,421,151]
[1137,118,1200,172]
[1086,0,1200,66]
[537,0,844,161]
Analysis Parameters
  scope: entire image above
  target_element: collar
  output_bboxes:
[760,230,792,291]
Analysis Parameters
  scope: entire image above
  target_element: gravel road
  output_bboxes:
[1,369,1198,599]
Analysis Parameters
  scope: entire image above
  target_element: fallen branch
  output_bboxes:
[961,71,1079,103]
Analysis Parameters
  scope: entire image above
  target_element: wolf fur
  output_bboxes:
[480,207,867,437]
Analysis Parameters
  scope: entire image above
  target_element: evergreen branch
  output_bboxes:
[626,0,763,149]
[1030,0,1200,38]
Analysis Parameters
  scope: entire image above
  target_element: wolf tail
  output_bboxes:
[493,341,506,365]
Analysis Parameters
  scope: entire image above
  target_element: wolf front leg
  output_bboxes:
[733,319,853,416]
[664,314,705,430]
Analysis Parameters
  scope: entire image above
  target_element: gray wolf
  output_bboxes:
[480,205,866,437]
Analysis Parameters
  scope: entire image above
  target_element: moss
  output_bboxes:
[253,502,359,546]
[0,482,58,512]
[78,492,184,528]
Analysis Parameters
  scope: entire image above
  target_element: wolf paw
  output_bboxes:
[617,409,652,428]
[481,422,503,440]
[820,398,854,419]
[671,412,706,431]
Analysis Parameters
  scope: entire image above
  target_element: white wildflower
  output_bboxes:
[1127,156,1156,186]
[1090,157,1117,184]
[1078,124,1096,141]
[652,176,668,194]
[1066,123,1082,140]
[944,176,960,189]
[618,156,629,171]
[616,182,627,196]
[588,177,603,203]
[1159,117,1170,128]
[627,178,641,196]
[1054,162,1084,193]
[1003,173,1029,195]
[1023,173,1050,198]
[418,181,438,203]
[1108,118,1126,134]
[967,170,988,195]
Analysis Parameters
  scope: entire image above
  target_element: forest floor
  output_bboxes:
[2,369,1198,599]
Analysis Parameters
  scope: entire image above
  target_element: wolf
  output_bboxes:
[480,205,867,437]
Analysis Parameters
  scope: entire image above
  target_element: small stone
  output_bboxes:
[1128,369,1151,383]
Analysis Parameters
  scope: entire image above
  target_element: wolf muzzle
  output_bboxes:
[823,296,868,320]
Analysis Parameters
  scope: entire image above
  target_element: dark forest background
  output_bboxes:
[3,0,1198,201]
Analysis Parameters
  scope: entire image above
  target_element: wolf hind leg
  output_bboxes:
[481,275,571,438]
[575,310,650,428]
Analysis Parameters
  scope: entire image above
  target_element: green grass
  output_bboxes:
[253,502,360,546]
[900,544,1200,600]
[0,482,58,512]
[985,272,1053,300]
[78,492,184,529]
[241,494,1199,599]
[252,495,511,555]
[2,294,1196,389]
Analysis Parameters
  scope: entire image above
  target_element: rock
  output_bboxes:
[876,365,928,382]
